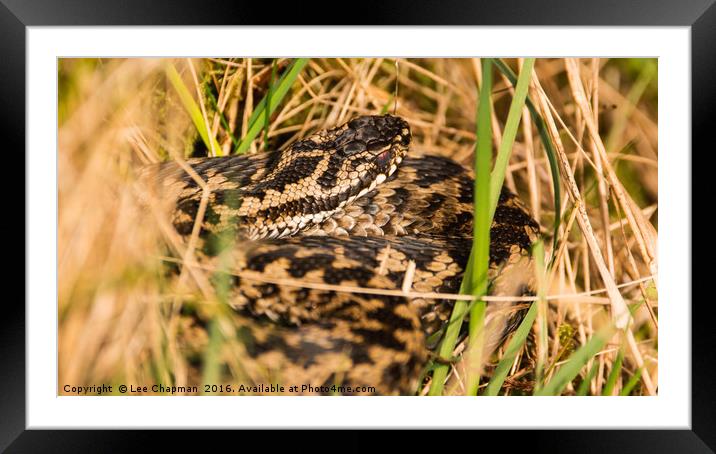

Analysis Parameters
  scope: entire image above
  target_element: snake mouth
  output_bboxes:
[373,144,401,178]
[375,148,393,169]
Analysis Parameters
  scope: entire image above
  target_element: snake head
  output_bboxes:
[239,114,412,239]
[335,114,411,183]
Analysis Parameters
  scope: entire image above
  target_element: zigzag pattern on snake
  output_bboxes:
[148,114,540,395]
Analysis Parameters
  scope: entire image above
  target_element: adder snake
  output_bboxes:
[151,114,540,395]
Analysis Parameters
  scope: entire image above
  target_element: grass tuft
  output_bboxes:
[235,58,309,154]
[166,62,223,156]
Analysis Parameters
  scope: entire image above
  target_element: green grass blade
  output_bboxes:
[235,58,309,154]
[483,302,538,396]
[166,62,223,156]
[243,59,303,133]
[619,368,643,395]
[263,60,278,151]
[200,318,223,394]
[484,239,545,396]
[493,59,561,256]
[427,290,470,395]
[577,362,600,396]
[468,60,534,394]
[380,94,395,114]
[602,347,624,396]
[464,58,494,395]
[430,58,537,395]
[205,87,240,150]
[429,58,496,395]
[534,324,616,396]
[201,229,239,394]
[533,241,549,393]
[489,58,535,217]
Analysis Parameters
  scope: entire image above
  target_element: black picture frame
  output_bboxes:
[3,0,708,451]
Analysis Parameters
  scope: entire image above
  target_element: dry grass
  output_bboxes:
[58,57,658,396]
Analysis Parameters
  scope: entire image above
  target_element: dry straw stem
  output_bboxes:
[564,59,658,285]
[587,58,616,276]
[530,69,631,330]
[187,58,220,157]
[532,62,657,395]
[564,59,657,393]
[161,149,214,296]
[160,255,656,305]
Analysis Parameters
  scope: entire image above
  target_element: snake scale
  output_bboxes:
[150,114,540,395]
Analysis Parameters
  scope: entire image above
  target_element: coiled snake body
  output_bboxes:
[153,114,540,395]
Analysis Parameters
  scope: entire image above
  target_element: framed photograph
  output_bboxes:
[5,0,709,450]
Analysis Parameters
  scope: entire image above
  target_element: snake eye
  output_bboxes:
[366,139,390,154]
[341,140,367,156]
